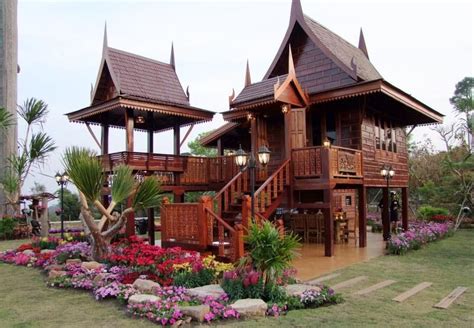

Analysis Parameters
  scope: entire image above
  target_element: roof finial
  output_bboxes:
[170,42,175,70]
[245,60,252,87]
[288,45,296,77]
[102,21,108,55]
[90,83,94,102]
[229,88,235,107]
[186,85,190,101]
[358,28,369,59]
[290,0,304,21]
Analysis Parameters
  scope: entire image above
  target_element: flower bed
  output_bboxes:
[0,235,342,325]
[387,221,453,255]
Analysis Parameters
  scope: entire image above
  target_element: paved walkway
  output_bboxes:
[293,232,385,281]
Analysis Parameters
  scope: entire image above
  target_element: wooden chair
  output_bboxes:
[347,212,359,245]
[291,214,306,242]
[307,211,325,243]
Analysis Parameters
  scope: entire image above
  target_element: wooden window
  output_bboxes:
[380,119,386,150]
[375,118,380,149]
[386,122,392,151]
[392,128,397,153]
[345,196,352,206]
[326,111,337,145]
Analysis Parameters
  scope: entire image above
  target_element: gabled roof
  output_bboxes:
[199,122,240,146]
[90,25,189,107]
[232,75,287,107]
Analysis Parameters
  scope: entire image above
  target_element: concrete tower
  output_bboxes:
[0,0,18,214]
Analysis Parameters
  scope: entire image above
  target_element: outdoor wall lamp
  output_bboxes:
[135,115,145,124]
[281,103,290,114]
[55,172,69,239]
[323,137,331,148]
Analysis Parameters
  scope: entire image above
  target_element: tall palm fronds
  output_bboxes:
[0,107,15,131]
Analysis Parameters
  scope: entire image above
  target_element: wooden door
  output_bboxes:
[290,108,306,149]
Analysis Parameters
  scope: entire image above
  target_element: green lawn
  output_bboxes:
[0,231,473,328]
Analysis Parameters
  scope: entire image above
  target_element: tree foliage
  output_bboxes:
[187,131,217,157]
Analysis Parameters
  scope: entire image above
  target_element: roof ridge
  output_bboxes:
[108,47,172,68]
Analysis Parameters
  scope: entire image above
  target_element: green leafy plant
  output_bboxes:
[172,268,215,288]
[417,205,450,221]
[242,221,301,286]
[0,218,17,239]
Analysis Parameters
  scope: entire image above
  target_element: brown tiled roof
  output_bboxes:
[199,122,240,146]
[107,47,189,106]
[303,15,382,81]
[233,75,287,107]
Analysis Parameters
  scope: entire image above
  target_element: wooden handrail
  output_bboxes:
[205,207,235,233]
[254,158,290,195]
[291,145,362,154]
[213,170,244,200]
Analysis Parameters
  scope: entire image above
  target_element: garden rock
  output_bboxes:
[48,270,67,279]
[187,284,225,299]
[40,249,55,255]
[22,249,35,256]
[128,294,159,305]
[93,273,108,284]
[285,284,321,297]
[44,264,64,272]
[81,261,103,270]
[230,298,267,317]
[66,259,82,265]
[179,304,210,322]
[132,278,160,294]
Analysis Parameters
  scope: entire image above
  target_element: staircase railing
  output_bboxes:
[204,203,244,262]
[253,159,291,216]
[213,169,248,217]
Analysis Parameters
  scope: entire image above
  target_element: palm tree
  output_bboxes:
[63,147,162,260]
[0,98,56,214]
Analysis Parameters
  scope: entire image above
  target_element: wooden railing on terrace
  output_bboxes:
[99,152,241,186]
[213,169,248,218]
[292,146,363,179]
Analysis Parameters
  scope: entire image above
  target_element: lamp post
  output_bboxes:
[55,172,69,239]
[235,144,271,220]
[380,165,395,240]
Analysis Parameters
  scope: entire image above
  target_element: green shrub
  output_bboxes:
[172,268,215,288]
[417,206,450,221]
[0,218,17,239]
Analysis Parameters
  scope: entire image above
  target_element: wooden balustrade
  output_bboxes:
[292,146,363,179]
[253,159,290,217]
[213,169,248,217]
[161,201,207,246]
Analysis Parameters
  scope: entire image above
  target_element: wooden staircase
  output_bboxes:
[161,159,291,262]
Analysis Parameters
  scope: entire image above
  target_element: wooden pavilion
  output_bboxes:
[67,1,443,261]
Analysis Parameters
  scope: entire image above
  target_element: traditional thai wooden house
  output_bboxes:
[67,1,443,261]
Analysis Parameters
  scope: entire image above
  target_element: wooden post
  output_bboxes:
[125,197,135,237]
[241,195,251,231]
[402,187,409,231]
[234,223,244,262]
[358,186,367,247]
[198,196,212,248]
[125,109,134,152]
[382,187,390,240]
[101,124,109,155]
[250,116,257,155]
[161,197,170,242]
[284,110,291,159]
[173,125,180,155]
[217,138,223,156]
[147,208,155,245]
[324,188,334,256]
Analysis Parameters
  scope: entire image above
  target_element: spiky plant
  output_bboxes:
[63,146,162,260]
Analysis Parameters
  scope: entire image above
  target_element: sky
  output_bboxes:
[17,0,473,202]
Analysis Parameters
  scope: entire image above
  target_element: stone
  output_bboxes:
[132,278,161,294]
[44,264,64,272]
[48,270,67,279]
[128,294,159,305]
[187,284,225,299]
[230,298,267,317]
[40,249,55,255]
[81,261,103,270]
[66,259,82,265]
[22,249,35,256]
[179,304,210,322]
[93,273,108,284]
[284,284,322,297]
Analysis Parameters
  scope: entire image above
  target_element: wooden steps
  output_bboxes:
[433,287,468,309]
[392,282,432,302]
[332,276,367,291]
[354,280,396,296]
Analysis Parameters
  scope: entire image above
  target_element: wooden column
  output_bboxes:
[173,125,180,155]
[358,186,367,247]
[250,116,257,153]
[125,109,134,152]
[324,188,334,256]
[147,208,155,245]
[147,112,154,154]
[283,110,291,159]
[382,187,390,240]
[173,189,184,203]
[217,138,223,156]
[402,187,409,231]
[101,125,109,155]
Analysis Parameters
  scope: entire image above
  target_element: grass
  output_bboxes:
[1,231,473,327]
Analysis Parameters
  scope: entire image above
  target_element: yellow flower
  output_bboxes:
[41,237,48,242]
